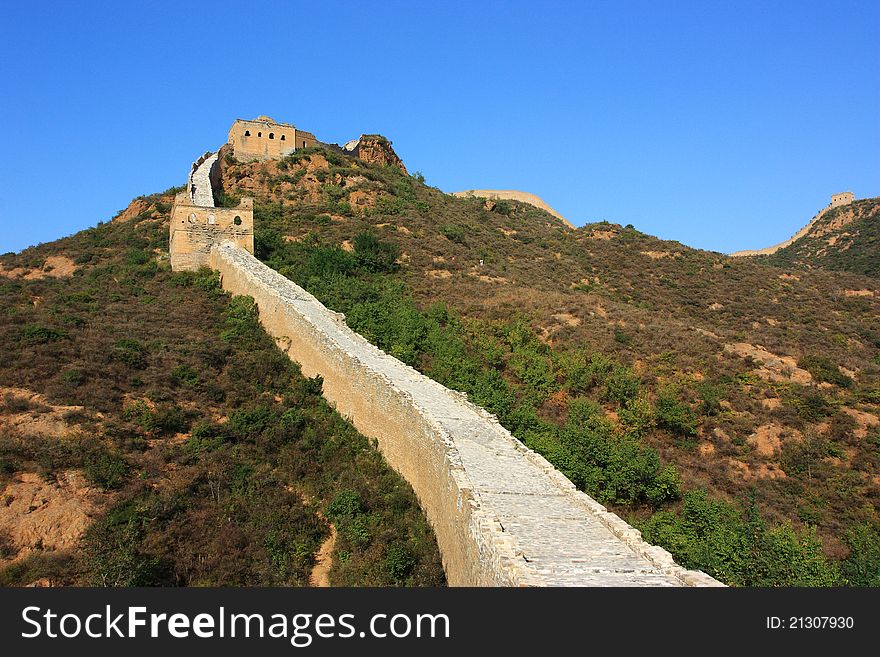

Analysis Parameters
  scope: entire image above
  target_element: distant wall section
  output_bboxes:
[730,191,856,257]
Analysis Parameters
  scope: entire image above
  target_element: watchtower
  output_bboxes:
[228,116,319,161]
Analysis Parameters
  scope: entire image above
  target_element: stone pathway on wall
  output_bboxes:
[211,243,722,587]
[189,153,218,208]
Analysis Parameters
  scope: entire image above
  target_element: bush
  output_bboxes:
[655,387,698,437]
[440,224,465,243]
[228,407,276,439]
[171,364,199,386]
[697,382,723,416]
[61,368,86,386]
[602,365,641,405]
[842,524,880,586]
[639,491,842,586]
[327,490,362,520]
[113,339,148,370]
[20,324,68,345]
[384,544,416,583]
[353,231,400,273]
[789,389,835,422]
[84,450,129,490]
[798,355,853,388]
[619,395,656,436]
[184,423,227,454]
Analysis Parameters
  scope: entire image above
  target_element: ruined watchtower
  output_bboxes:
[227,116,319,162]
[830,191,855,208]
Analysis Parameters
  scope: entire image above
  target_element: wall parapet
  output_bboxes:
[209,241,723,587]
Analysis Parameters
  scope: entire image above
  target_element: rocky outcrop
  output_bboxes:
[345,135,408,175]
[0,471,100,563]
[113,197,152,223]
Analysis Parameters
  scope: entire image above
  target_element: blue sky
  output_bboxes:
[1,0,877,254]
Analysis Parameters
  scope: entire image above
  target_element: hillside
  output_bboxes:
[213,141,880,585]
[2,137,879,587]
[0,194,443,586]
[762,198,880,278]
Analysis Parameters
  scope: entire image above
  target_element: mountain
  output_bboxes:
[2,134,879,587]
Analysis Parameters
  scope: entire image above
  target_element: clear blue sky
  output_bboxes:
[1,0,878,254]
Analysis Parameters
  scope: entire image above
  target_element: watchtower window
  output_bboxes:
[269,132,275,139]
[233,216,242,226]
[258,132,262,137]
[244,130,251,136]
[280,134,286,141]
[302,141,307,147]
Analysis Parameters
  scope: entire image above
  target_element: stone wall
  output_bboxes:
[209,241,722,587]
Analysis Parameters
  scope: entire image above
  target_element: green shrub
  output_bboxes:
[603,365,641,405]
[798,355,853,388]
[697,382,723,416]
[84,450,129,490]
[113,339,148,370]
[327,490,362,520]
[619,395,656,436]
[440,224,465,243]
[655,387,698,437]
[20,324,68,345]
[613,327,631,345]
[61,368,86,386]
[353,231,400,273]
[639,491,842,586]
[171,364,199,386]
[384,544,416,583]
[842,524,880,586]
[789,389,835,422]
[228,407,275,439]
[184,423,227,454]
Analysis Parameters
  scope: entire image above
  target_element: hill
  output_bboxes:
[0,192,443,586]
[211,141,880,585]
[2,136,879,587]
[762,197,880,278]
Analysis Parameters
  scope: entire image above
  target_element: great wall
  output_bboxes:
[729,191,855,257]
[169,117,722,586]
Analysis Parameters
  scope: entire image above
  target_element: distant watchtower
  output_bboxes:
[227,116,319,162]
[830,191,854,208]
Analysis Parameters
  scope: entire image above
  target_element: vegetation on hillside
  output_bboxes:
[2,139,877,588]
[216,144,880,586]
[0,193,443,586]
